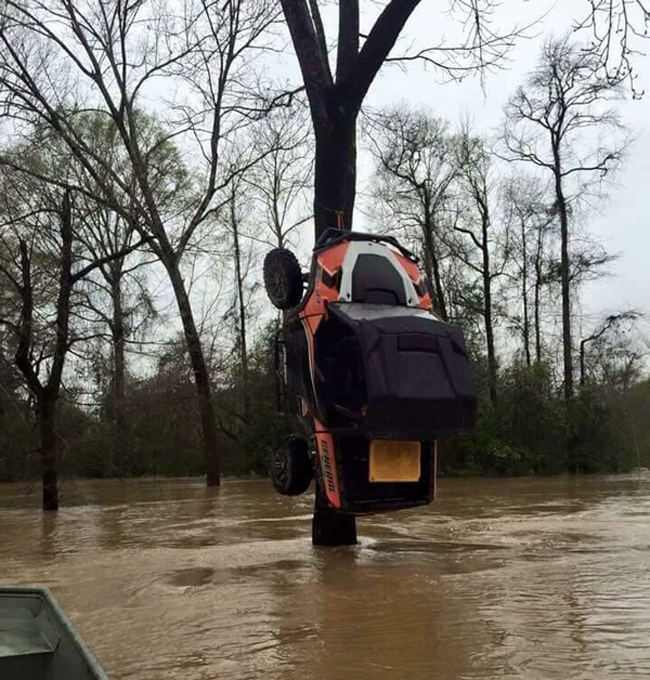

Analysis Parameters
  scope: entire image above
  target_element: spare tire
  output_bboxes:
[270,435,313,496]
[263,248,303,310]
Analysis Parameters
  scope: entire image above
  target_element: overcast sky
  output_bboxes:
[348,0,650,340]
[145,1,649,359]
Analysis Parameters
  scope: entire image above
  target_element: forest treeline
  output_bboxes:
[1,325,648,483]
[0,2,648,509]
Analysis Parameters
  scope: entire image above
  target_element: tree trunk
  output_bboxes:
[231,197,250,422]
[422,212,448,321]
[482,220,498,407]
[164,257,221,486]
[521,218,531,367]
[110,271,127,468]
[40,192,72,511]
[554,165,577,473]
[38,396,58,511]
[279,0,423,547]
[534,227,543,363]
[579,339,587,388]
[555,171,573,402]
[312,486,357,546]
[430,247,447,322]
[313,116,356,238]
[422,247,437,312]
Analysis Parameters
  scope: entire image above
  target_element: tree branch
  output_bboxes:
[279,0,332,123]
[14,240,43,397]
[336,0,359,84]
[307,0,332,80]
[344,0,421,111]
[71,236,152,285]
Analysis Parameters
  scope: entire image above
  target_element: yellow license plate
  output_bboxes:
[369,441,421,482]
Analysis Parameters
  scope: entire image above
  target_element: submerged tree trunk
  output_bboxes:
[14,192,73,511]
[553,164,578,474]
[38,396,58,511]
[164,257,221,486]
[312,486,357,546]
[311,120,359,545]
[40,194,74,510]
[280,0,423,546]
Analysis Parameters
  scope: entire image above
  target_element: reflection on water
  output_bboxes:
[1,474,649,680]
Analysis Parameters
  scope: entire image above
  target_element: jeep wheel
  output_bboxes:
[263,248,303,310]
[270,435,313,496]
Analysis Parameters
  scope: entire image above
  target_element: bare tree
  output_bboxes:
[502,35,628,403]
[278,0,649,239]
[454,130,504,407]
[280,0,525,237]
[502,174,555,365]
[244,106,313,249]
[79,207,157,471]
[60,114,159,470]
[0,0,281,486]
[0,173,144,510]
[368,107,458,321]
[227,184,253,426]
[575,0,650,95]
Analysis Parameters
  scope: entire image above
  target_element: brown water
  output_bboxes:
[1,474,649,680]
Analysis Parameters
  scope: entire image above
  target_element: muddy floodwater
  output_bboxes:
[1,474,649,680]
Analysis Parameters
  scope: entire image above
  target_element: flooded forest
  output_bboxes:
[0,1,648,505]
[1,2,650,680]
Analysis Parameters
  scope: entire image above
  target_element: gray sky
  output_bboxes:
[353,0,650,339]
[143,0,649,364]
